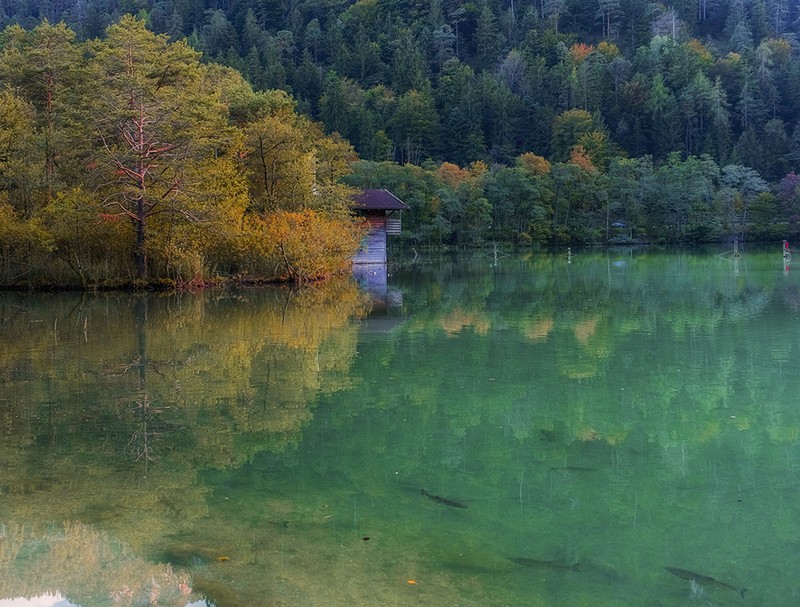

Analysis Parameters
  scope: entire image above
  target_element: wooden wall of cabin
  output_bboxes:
[354,214,387,264]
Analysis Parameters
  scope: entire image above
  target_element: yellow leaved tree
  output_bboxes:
[247,210,365,283]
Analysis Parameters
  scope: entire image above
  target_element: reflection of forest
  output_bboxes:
[0,278,371,604]
[0,522,192,606]
[3,250,800,606]
[383,248,800,447]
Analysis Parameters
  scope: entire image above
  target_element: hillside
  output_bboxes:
[3,1,800,246]
[2,1,799,171]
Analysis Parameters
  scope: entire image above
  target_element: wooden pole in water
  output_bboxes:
[784,240,791,273]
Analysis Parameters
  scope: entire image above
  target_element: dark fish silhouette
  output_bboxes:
[420,489,467,509]
[665,566,747,598]
[509,557,579,572]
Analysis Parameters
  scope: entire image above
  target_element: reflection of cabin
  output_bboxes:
[352,189,410,264]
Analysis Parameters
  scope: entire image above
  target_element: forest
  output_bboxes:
[0,17,364,287]
[3,1,800,285]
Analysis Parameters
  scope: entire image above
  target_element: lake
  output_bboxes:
[1,246,799,607]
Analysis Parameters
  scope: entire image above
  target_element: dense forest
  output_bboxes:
[3,1,800,285]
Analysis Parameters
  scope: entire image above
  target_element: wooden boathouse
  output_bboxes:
[352,189,410,264]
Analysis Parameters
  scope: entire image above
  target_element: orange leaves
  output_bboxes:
[568,145,597,173]
[435,162,470,187]
[435,160,488,188]
[255,209,366,283]
[569,43,594,64]
[516,152,551,176]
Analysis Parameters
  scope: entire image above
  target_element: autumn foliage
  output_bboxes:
[435,162,471,188]
[516,152,551,176]
[0,18,366,288]
[568,145,598,173]
[569,43,594,63]
[246,210,367,283]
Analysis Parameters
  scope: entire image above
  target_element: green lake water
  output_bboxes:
[2,247,800,606]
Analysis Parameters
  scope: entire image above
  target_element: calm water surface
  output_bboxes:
[2,247,800,607]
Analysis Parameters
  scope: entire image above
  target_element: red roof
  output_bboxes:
[352,189,410,211]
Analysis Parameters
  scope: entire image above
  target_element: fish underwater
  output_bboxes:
[665,566,747,598]
[509,557,580,572]
[420,489,467,509]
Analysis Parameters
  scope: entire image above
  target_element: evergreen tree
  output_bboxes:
[391,88,440,164]
[474,2,504,71]
[88,16,243,279]
[293,48,323,116]
[0,21,83,209]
